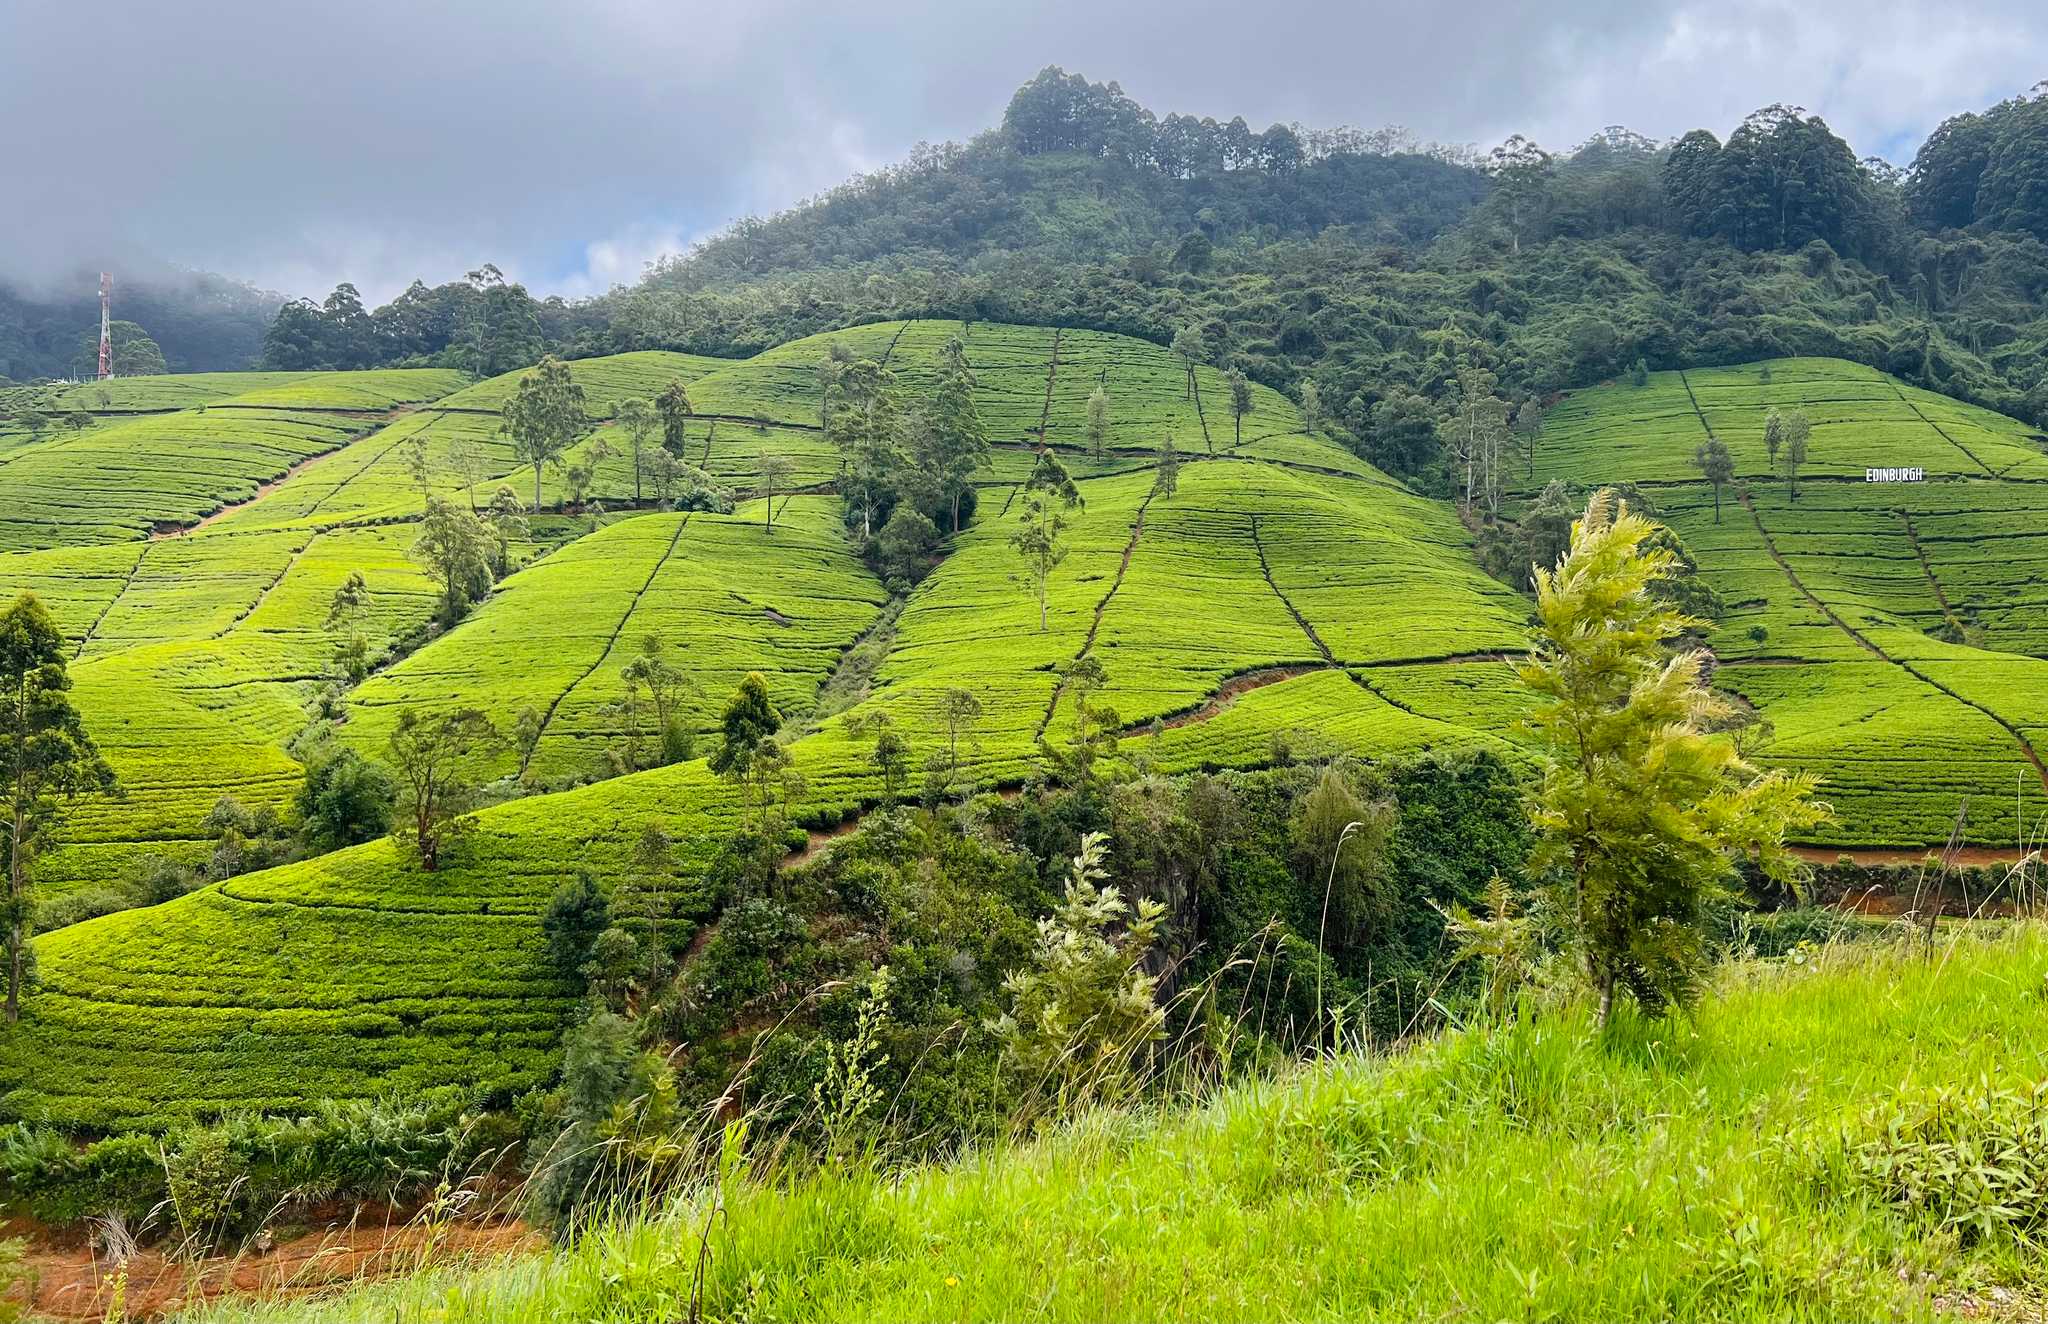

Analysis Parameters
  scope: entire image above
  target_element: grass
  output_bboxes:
[181,925,2048,1323]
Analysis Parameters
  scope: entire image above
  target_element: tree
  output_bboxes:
[616,397,657,503]
[1152,434,1180,498]
[1781,408,1812,499]
[325,571,372,684]
[1,594,115,1021]
[1439,360,1511,515]
[1628,357,1650,387]
[1170,325,1206,402]
[1517,492,1828,1025]
[1692,435,1735,522]
[708,673,782,824]
[1010,451,1082,632]
[387,708,500,871]
[935,687,983,796]
[875,505,940,584]
[294,745,396,850]
[504,356,588,510]
[1226,368,1252,445]
[991,831,1165,1115]
[657,379,693,459]
[1299,379,1325,433]
[1762,408,1785,469]
[1512,398,1546,479]
[848,711,912,798]
[1085,384,1110,462]
[410,498,496,623]
[483,486,528,577]
[921,336,991,531]
[1488,135,1554,255]
[826,359,904,539]
[618,635,694,768]
[757,452,796,530]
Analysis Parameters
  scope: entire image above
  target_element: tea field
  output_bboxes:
[2,339,2043,1126]
[1520,356,2048,845]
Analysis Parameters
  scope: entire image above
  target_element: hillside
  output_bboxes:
[183,928,2048,1323]
[3,325,2045,1130]
[1522,358,2048,845]
[0,319,1533,1128]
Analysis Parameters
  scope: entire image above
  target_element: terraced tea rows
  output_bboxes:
[341,498,888,782]
[1521,357,2048,845]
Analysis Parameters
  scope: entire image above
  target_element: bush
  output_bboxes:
[295,745,398,850]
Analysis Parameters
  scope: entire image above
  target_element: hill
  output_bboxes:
[0,319,1536,1129]
[4,327,2045,1129]
[1521,357,2048,846]
[182,927,2048,1323]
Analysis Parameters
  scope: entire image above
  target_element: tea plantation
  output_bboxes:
[1,333,2043,1128]
[1523,357,2048,845]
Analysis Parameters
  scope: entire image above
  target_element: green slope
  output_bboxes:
[1523,356,2048,845]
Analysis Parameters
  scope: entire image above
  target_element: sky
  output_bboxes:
[4,0,2044,304]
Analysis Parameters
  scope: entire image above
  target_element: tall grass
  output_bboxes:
[186,925,2048,1322]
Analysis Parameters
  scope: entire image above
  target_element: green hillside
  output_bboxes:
[1522,357,2048,845]
[2,332,2044,1133]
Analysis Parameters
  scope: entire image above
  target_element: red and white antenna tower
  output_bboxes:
[97,272,112,380]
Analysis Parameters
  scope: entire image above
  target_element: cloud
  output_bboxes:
[3,0,2043,301]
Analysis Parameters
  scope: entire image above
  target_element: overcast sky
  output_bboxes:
[4,0,2043,303]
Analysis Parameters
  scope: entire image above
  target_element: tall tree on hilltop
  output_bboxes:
[922,335,991,532]
[1518,492,1827,1026]
[505,355,587,510]
[1086,384,1111,462]
[1226,368,1252,445]
[1439,359,1511,516]
[1488,135,1554,255]
[657,379,693,460]
[827,358,904,539]
[388,708,501,872]
[1153,434,1180,499]
[616,397,657,503]
[1170,325,1206,403]
[1011,450,1083,632]
[708,673,783,827]
[1,594,115,1022]
[1692,434,1735,522]
[1781,408,1812,500]
[757,453,795,531]
[1762,408,1786,470]
[817,342,854,465]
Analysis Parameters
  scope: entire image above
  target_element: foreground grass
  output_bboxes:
[189,927,2048,1322]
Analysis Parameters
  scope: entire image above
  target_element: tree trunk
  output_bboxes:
[1596,977,1613,1029]
[7,800,27,1023]
[633,444,642,503]
[951,489,962,534]
[533,463,543,513]
[1713,484,1721,523]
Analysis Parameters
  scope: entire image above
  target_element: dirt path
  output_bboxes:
[1249,514,1337,664]
[1889,381,1997,477]
[151,453,331,540]
[11,1216,539,1322]
[1150,665,1329,729]
[72,542,152,659]
[1035,327,1063,448]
